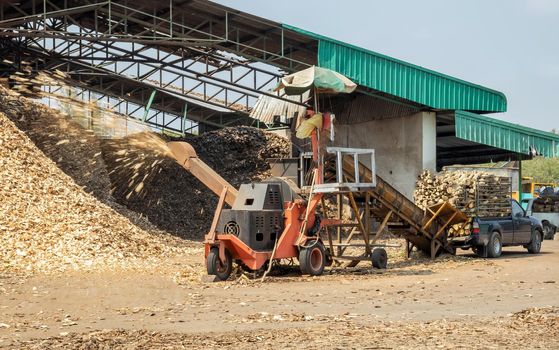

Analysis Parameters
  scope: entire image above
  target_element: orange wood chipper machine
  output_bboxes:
[167,112,388,281]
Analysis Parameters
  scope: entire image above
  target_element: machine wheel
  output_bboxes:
[299,241,326,276]
[543,223,555,240]
[207,247,232,281]
[527,230,542,254]
[486,232,502,258]
[371,248,388,269]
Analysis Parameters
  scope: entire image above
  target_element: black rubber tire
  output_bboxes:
[543,223,554,240]
[299,241,326,276]
[207,247,232,281]
[527,230,542,254]
[486,232,502,258]
[371,248,388,269]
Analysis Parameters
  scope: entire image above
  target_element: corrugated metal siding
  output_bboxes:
[455,110,559,157]
[318,40,507,112]
[283,24,507,113]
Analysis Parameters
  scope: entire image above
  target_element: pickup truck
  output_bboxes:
[454,199,544,258]
[521,196,559,240]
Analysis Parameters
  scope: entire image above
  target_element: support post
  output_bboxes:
[518,153,522,201]
[348,192,371,254]
[365,192,370,242]
[182,102,188,136]
[321,197,335,261]
[337,193,342,256]
[143,89,157,122]
[205,186,229,244]
[405,239,411,259]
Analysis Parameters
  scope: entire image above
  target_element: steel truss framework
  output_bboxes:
[0,0,316,132]
[0,0,528,169]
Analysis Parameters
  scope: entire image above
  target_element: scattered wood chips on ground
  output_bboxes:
[10,307,559,349]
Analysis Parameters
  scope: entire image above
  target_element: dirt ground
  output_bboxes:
[2,239,559,349]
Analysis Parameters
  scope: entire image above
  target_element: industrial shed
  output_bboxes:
[1,0,558,199]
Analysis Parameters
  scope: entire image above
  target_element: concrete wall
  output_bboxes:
[334,111,437,200]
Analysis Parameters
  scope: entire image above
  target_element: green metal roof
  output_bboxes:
[283,24,507,113]
[455,110,559,157]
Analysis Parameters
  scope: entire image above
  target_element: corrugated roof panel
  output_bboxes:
[283,24,507,113]
[318,40,507,112]
[455,110,559,157]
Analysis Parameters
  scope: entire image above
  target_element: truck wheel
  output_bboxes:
[487,232,502,258]
[527,230,542,254]
[543,223,554,240]
[207,247,232,281]
[299,241,326,276]
[371,248,388,269]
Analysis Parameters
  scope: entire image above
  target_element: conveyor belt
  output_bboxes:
[341,157,452,257]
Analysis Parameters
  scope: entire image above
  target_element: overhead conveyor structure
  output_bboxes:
[337,155,467,259]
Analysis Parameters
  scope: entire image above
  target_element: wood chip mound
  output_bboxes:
[0,112,181,274]
[0,83,289,273]
[0,86,176,236]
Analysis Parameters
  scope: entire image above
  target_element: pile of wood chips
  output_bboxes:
[0,85,177,236]
[414,170,512,237]
[0,111,186,274]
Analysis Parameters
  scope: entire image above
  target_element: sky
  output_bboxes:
[215,0,559,131]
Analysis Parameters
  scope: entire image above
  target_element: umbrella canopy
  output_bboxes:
[275,66,357,96]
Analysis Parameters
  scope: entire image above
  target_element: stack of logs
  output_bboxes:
[414,170,512,237]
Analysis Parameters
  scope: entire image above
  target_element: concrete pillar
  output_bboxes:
[334,111,437,200]
[421,111,437,171]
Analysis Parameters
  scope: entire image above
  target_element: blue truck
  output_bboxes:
[453,199,544,258]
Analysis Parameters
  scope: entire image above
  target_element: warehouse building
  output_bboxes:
[1,0,558,199]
